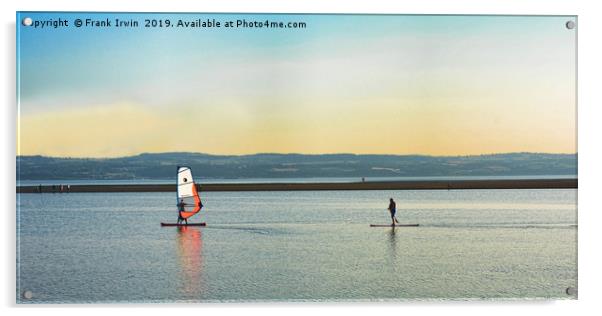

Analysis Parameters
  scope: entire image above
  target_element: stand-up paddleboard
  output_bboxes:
[162,165,205,228]
[370,224,419,227]
[161,222,206,227]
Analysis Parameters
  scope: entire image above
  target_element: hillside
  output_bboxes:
[16,152,577,180]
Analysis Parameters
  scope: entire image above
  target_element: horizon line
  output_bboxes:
[16,151,579,160]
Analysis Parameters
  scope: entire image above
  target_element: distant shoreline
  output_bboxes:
[16,152,578,181]
[16,179,577,193]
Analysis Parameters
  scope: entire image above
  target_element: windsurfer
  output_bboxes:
[177,198,188,225]
[388,198,400,225]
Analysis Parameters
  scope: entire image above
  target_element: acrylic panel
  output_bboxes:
[16,12,577,303]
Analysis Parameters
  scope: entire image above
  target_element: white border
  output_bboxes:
[3,0,601,315]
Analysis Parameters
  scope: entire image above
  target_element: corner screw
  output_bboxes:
[565,20,575,29]
[22,290,33,299]
[566,286,577,296]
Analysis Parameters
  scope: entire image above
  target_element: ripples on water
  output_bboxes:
[17,189,577,302]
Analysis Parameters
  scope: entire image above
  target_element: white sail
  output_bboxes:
[176,166,201,218]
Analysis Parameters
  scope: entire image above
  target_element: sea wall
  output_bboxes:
[16,179,577,193]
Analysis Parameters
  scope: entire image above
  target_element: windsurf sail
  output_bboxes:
[176,166,202,219]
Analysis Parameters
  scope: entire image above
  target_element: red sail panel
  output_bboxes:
[180,184,201,219]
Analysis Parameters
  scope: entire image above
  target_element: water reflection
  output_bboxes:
[176,226,204,298]
[386,227,401,275]
[388,228,398,258]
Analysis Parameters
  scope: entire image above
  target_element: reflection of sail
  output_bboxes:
[176,226,204,298]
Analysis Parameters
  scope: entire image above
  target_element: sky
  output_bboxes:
[17,13,577,157]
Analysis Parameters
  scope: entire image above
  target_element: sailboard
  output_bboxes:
[161,166,205,227]
[370,224,419,227]
[161,222,206,227]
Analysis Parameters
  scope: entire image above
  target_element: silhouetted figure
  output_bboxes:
[388,198,399,225]
[52,185,56,193]
[38,184,42,193]
[177,198,188,225]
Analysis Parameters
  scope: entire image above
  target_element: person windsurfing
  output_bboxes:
[177,198,188,225]
[161,166,205,227]
[177,198,204,225]
[388,198,400,225]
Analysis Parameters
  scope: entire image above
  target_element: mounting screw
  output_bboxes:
[22,290,33,299]
[22,17,32,26]
[565,20,575,29]
[566,286,577,296]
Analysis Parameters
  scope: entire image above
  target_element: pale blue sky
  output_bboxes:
[17,13,577,157]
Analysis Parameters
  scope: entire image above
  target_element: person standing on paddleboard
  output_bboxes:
[177,198,188,225]
[388,198,400,225]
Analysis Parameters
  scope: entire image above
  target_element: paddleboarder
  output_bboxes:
[388,198,400,225]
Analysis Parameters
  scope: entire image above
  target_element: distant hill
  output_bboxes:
[16,152,577,180]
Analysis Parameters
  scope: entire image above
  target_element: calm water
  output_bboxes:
[17,189,577,302]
